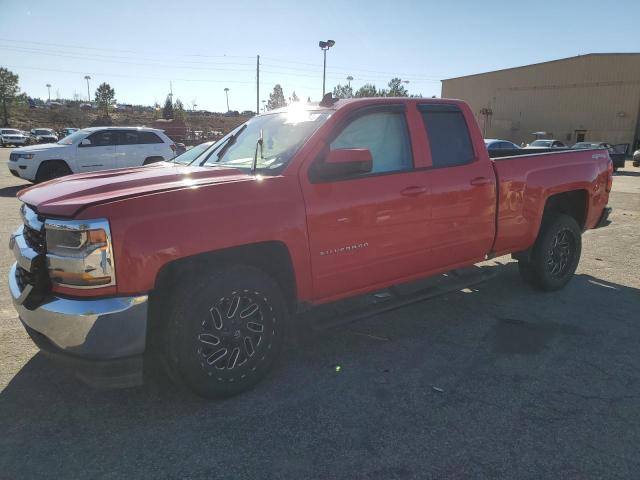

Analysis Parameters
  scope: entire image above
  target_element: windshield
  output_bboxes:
[201,109,332,173]
[531,140,552,147]
[35,129,53,135]
[173,141,214,164]
[57,129,89,145]
[1,129,21,135]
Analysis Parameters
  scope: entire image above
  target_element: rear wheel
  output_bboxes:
[164,265,287,398]
[36,161,72,182]
[518,213,581,291]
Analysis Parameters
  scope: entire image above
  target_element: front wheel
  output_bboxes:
[164,265,287,398]
[518,213,582,291]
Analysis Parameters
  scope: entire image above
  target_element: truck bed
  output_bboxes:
[490,148,611,256]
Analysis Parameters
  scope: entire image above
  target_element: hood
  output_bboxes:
[18,162,251,217]
[14,143,68,153]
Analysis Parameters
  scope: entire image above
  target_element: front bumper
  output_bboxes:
[2,138,28,145]
[9,262,149,387]
[7,160,36,181]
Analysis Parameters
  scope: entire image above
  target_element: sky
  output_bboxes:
[1,0,638,113]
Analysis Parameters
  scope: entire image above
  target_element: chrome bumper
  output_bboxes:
[9,263,149,359]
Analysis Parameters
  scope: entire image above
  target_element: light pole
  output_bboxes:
[224,87,230,112]
[84,75,91,102]
[46,84,51,102]
[318,39,335,97]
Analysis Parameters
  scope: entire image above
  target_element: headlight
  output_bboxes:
[45,218,115,288]
[16,153,35,160]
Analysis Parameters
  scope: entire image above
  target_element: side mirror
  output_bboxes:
[79,138,92,147]
[315,148,372,179]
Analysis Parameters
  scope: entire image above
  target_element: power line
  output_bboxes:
[1,38,445,82]
[0,37,254,60]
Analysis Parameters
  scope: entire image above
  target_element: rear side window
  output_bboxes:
[419,105,474,168]
[330,111,412,174]
[119,131,164,145]
[139,131,164,144]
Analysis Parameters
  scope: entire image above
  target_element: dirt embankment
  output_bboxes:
[7,105,250,143]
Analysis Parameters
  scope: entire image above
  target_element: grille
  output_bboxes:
[24,225,45,254]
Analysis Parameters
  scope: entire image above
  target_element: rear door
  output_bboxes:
[116,130,145,167]
[76,130,119,171]
[300,105,433,301]
[417,104,496,268]
[117,130,168,166]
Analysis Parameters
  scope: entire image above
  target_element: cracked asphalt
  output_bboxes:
[0,149,639,479]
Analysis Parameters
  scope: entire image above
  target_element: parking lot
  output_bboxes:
[0,146,639,479]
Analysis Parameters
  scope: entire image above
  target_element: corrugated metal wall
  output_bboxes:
[441,54,640,148]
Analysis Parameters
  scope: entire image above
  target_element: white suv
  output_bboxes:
[1,129,29,147]
[8,127,176,182]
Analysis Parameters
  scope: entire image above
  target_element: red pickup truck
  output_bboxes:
[9,97,612,398]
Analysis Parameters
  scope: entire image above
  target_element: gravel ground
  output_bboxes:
[0,148,639,479]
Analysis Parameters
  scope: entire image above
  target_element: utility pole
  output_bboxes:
[256,55,260,115]
[84,75,91,102]
[224,88,230,112]
[46,84,51,102]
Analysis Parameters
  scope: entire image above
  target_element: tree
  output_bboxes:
[162,95,174,119]
[174,98,185,120]
[354,83,378,98]
[386,77,409,97]
[94,82,115,116]
[332,83,353,99]
[291,91,299,103]
[0,67,20,126]
[267,84,286,110]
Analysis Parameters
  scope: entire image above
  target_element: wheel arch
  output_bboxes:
[147,241,298,358]
[35,159,72,181]
[542,189,589,230]
[151,240,298,313]
[143,156,165,165]
[513,189,588,262]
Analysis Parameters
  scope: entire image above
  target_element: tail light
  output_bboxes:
[606,159,613,193]
[170,143,176,152]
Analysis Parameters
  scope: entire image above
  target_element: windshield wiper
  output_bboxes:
[215,125,247,162]
[251,129,264,175]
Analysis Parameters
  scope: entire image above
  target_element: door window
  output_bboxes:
[419,105,474,167]
[330,111,412,174]
[86,130,118,147]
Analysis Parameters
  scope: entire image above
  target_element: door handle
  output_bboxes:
[400,186,427,197]
[470,176,491,186]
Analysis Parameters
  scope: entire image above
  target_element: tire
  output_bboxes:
[36,161,72,182]
[164,265,287,398]
[518,213,582,291]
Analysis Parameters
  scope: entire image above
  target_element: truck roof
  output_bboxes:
[261,97,461,115]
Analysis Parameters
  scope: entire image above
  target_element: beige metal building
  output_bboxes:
[441,53,640,149]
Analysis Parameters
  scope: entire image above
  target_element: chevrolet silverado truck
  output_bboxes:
[8,97,613,398]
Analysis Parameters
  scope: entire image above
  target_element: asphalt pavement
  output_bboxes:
[0,147,639,479]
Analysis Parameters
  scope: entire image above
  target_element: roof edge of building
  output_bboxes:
[441,52,640,82]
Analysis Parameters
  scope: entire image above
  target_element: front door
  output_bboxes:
[301,107,432,301]
[76,130,118,171]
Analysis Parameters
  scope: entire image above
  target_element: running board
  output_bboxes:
[301,265,498,332]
